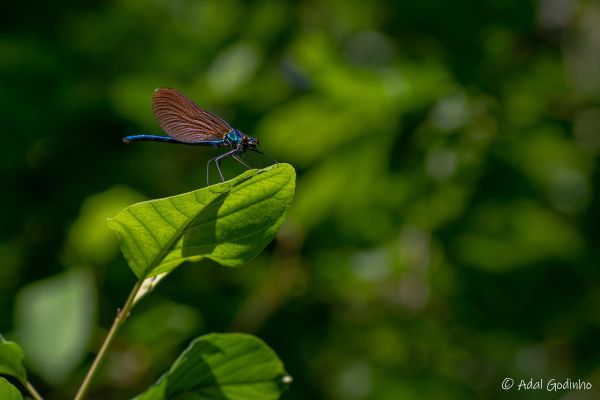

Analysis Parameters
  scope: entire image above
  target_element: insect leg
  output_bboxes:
[232,153,252,169]
[208,149,240,183]
[214,159,225,182]
[206,158,213,185]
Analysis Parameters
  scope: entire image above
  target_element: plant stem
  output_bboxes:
[73,280,143,400]
[24,380,43,400]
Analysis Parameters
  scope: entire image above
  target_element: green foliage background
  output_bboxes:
[1,0,600,399]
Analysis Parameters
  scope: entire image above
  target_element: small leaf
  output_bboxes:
[133,333,291,400]
[0,377,23,400]
[15,269,96,384]
[108,164,295,279]
[0,336,27,382]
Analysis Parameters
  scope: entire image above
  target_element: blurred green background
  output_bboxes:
[2,0,600,399]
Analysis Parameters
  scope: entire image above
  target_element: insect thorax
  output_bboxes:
[225,130,242,146]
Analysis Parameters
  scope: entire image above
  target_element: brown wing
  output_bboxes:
[152,88,232,143]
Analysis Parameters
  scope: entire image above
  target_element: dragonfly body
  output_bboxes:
[122,88,268,184]
[123,129,255,149]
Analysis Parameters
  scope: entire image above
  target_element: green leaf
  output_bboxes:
[108,164,295,279]
[15,269,96,384]
[133,333,292,400]
[0,377,23,400]
[0,336,26,382]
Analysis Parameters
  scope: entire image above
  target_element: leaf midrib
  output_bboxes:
[139,192,224,278]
